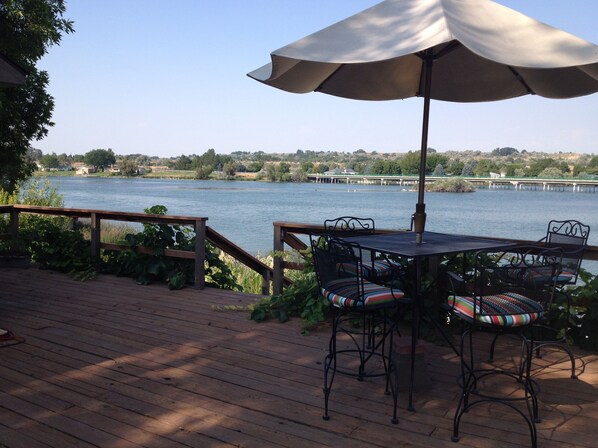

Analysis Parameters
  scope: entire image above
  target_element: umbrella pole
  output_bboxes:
[414,55,433,244]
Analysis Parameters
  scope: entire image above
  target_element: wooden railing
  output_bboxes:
[0,205,280,294]
[272,221,598,296]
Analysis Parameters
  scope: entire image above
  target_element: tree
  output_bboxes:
[118,157,139,177]
[0,1,74,192]
[195,164,213,180]
[173,154,192,170]
[473,159,498,176]
[247,161,264,172]
[84,148,116,172]
[40,153,60,170]
[447,160,464,176]
[538,167,564,178]
[432,164,445,176]
[399,151,421,175]
[461,163,475,177]
[222,161,236,178]
[491,147,519,157]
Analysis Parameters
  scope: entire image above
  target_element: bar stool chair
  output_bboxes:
[445,246,562,448]
[310,234,412,424]
[489,219,589,378]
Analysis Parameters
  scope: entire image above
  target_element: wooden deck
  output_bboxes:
[0,268,597,448]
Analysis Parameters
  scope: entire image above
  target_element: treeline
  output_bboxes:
[34,146,598,181]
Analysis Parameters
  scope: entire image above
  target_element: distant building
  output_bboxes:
[324,168,356,175]
[76,166,96,175]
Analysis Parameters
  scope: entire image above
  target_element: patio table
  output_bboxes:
[341,230,516,410]
[342,231,515,259]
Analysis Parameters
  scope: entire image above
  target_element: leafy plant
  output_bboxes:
[102,205,239,290]
[250,249,328,334]
[20,219,95,279]
[567,268,598,351]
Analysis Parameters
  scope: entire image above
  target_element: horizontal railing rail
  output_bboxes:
[272,220,598,296]
[0,205,281,294]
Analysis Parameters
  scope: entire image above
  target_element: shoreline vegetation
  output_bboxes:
[33,147,598,194]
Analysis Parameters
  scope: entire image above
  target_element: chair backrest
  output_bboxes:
[474,246,562,315]
[544,220,590,284]
[310,234,363,303]
[323,216,375,236]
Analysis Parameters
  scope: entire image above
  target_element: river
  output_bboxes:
[45,176,596,259]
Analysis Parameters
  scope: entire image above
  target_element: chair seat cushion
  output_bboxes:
[526,266,575,284]
[448,292,544,327]
[322,278,405,310]
[339,260,401,280]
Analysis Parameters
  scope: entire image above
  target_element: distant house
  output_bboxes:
[76,166,96,175]
[489,172,502,178]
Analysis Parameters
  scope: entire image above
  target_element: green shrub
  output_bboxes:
[102,205,239,290]
[0,180,94,278]
[250,249,328,334]
[426,177,475,192]
[20,219,95,279]
[568,268,598,351]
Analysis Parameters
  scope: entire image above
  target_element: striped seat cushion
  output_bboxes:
[339,260,401,280]
[526,266,575,284]
[322,278,405,310]
[447,292,544,327]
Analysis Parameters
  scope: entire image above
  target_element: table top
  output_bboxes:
[342,231,516,258]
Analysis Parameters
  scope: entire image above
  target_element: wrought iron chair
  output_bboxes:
[323,216,402,283]
[310,234,412,424]
[445,246,562,448]
[489,219,590,378]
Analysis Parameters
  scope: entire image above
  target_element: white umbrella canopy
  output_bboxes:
[0,53,26,88]
[248,0,598,242]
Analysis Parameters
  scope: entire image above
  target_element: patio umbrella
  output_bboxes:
[248,0,598,243]
[0,52,26,88]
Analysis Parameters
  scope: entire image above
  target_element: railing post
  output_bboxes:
[8,207,19,238]
[261,269,271,296]
[273,223,285,296]
[90,213,101,265]
[195,219,206,289]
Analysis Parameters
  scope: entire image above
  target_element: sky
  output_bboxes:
[36,0,598,158]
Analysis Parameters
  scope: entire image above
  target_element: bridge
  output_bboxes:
[306,174,598,192]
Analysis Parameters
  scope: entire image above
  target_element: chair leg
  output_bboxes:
[323,309,339,421]
[520,336,540,424]
[385,317,399,425]
[452,327,474,442]
[323,308,399,423]
[488,330,502,362]
[453,327,539,448]
[533,340,577,379]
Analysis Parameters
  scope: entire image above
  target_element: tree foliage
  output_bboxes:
[84,148,116,171]
[40,152,59,169]
[0,0,74,192]
[118,156,139,177]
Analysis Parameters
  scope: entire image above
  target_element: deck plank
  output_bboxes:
[0,267,597,447]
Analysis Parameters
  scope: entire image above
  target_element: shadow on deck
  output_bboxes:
[0,267,597,447]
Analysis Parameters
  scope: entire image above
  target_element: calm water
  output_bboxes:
[46,176,597,259]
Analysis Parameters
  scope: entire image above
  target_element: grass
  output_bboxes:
[221,252,274,294]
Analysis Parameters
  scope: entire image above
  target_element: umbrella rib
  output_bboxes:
[315,64,345,93]
[508,66,536,95]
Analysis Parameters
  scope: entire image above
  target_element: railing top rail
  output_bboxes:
[2,205,208,225]
[273,221,407,236]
